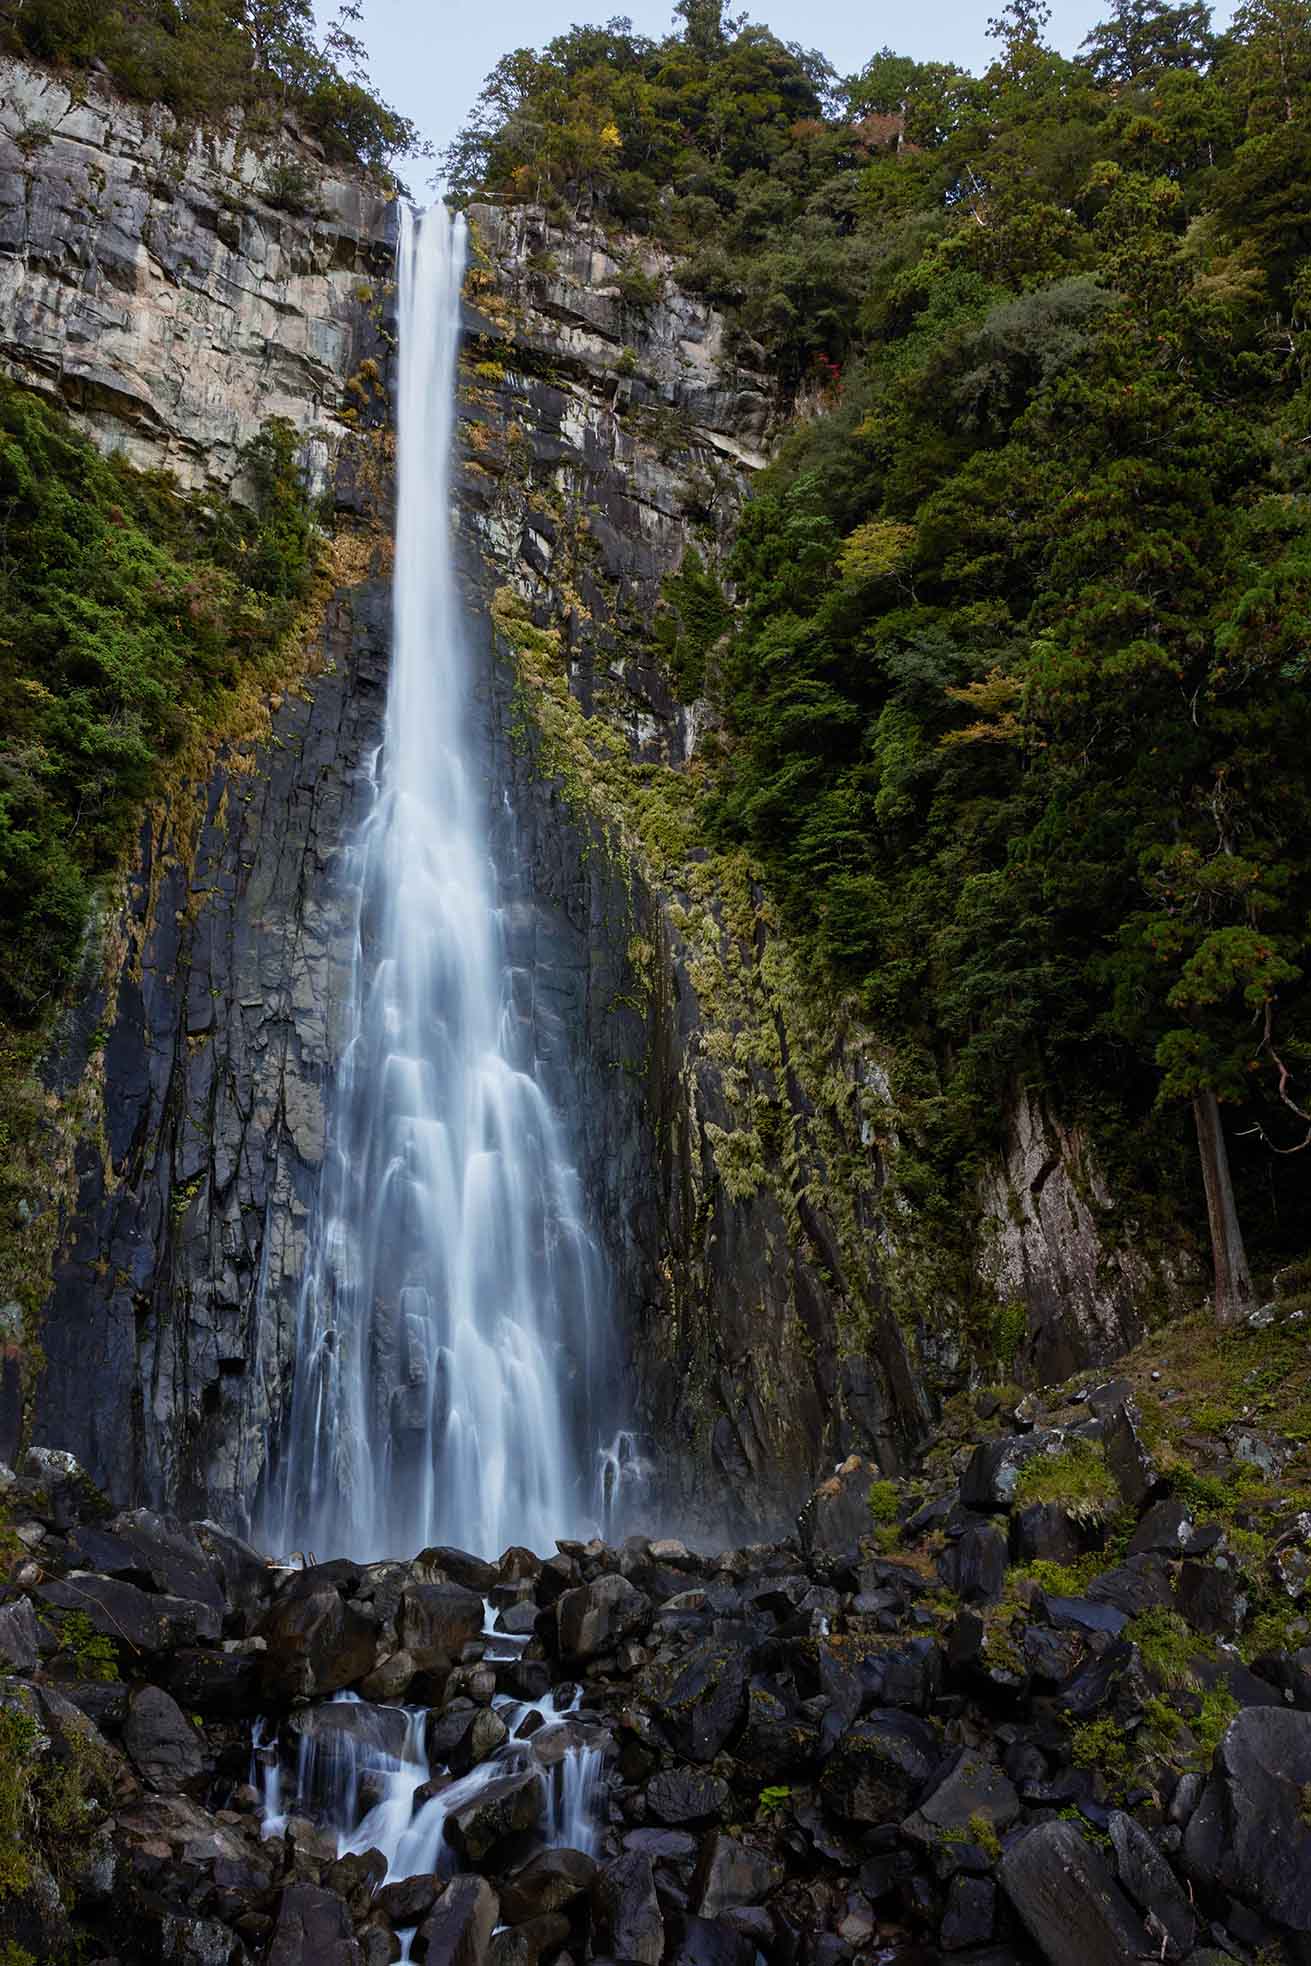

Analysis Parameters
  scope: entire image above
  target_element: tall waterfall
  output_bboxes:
[263,206,614,1561]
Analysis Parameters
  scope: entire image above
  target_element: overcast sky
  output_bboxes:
[333,0,1236,181]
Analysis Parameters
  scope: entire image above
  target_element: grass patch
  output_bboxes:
[1012,1440,1120,1523]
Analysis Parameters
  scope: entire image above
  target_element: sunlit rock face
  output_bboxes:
[0,55,392,495]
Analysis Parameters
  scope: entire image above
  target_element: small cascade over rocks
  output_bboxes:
[261,202,620,1562]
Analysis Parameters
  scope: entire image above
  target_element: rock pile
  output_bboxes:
[3,1377,1311,1965]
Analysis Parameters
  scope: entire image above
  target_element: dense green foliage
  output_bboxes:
[0,382,321,1021]
[462,0,1311,1280]
[0,0,420,170]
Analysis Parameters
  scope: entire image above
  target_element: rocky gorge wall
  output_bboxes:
[2,54,1186,1541]
[451,203,1186,1535]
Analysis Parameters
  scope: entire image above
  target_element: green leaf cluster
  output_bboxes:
[0,384,320,1022]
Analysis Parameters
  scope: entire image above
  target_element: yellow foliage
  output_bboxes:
[941,668,1024,747]
[838,519,915,580]
[599,122,622,149]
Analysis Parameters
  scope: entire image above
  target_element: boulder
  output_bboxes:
[1012,1503,1085,1567]
[1101,1403,1158,1511]
[693,1834,783,1916]
[164,1648,260,1718]
[39,1574,218,1652]
[412,1875,498,1966]
[941,1874,996,1951]
[1182,1707,1311,1933]
[555,1574,649,1662]
[260,1587,378,1698]
[592,1850,664,1965]
[819,1712,940,1825]
[1175,1561,1242,1638]
[1108,1811,1195,1959]
[121,1684,208,1793]
[646,1767,730,1825]
[444,1768,543,1866]
[373,1872,443,1929]
[266,1882,362,1966]
[0,1595,41,1672]
[909,1749,1020,1838]
[105,1510,226,1614]
[798,1456,879,1555]
[413,1547,499,1594]
[400,1583,486,1674]
[1001,1820,1152,1966]
[941,1522,1008,1605]
[644,1639,749,1763]
[1127,1499,1198,1558]
[499,1847,596,1923]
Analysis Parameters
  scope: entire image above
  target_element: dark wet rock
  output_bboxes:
[1012,1503,1085,1567]
[662,1909,756,1966]
[555,1574,650,1662]
[1085,1554,1173,1616]
[444,1769,543,1867]
[120,1684,208,1792]
[693,1835,782,1916]
[1128,1498,1198,1558]
[625,1827,699,1863]
[373,1872,443,1928]
[487,1914,570,1966]
[414,1548,499,1594]
[1021,1624,1089,1686]
[0,1595,41,1672]
[1102,1403,1158,1511]
[593,1849,664,1964]
[1183,1707,1311,1933]
[1175,1561,1242,1638]
[289,1698,411,1764]
[400,1583,486,1674]
[644,1640,749,1763]
[646,1767,730,1824]
[907,1749,1020,1838]
[412,1875,498,1966]
[1040,1595,1127,1637]
[163,1647,260,1718]
[39,1573,218,1652]
[266,1882,361,1966]
[1001,1820,1152,1966]
[499,1847,596,1923]
[941,1521,1009,1605]
[260,1587,377,1698]
[819,1712,940,1825]
[1109,1811,1195,1959]
[941,1874,996,1951]
[798,1458,879,1555]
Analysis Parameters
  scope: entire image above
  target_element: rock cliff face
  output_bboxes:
[12,85,1181,1541]
[0,55,392,494]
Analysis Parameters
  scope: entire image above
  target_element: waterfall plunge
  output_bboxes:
[264,206,616,1561]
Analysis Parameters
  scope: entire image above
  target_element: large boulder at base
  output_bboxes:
[400,1582,486,1673]
[693,1834,783,1916]
[646,1767,730,1825]
[122,1684,209,1793]
[1109,1811,1196,1959]
[259,1587,378,1699]
[444,1769,543,1867]
[498,1847,596,1924]
[1183,1707,1311,1932]
[592,1850,664,1965]
[1001,1820,1152,1966]
[266,1882,361,1966]
[819,1712,940,1825]
[413,1875,498,1966]
[555,1574,649,1662]
[643,1639,750,1763]
[906,1748,1020,1839]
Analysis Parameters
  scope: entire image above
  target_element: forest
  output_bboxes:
[451,0,1311,1318]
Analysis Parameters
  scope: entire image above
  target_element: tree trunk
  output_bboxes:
[1193,1090,1256,1326]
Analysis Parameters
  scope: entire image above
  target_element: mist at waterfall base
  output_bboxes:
[259,203,639,1564]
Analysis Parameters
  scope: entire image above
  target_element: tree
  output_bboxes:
[1081,0,1215,81]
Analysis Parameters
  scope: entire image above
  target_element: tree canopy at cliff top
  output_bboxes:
[0,0,422,171]
[455,0,1311,1316]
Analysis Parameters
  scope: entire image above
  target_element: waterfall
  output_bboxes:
[262,204,614,1561]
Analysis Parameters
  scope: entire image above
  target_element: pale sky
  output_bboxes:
[331,0,1236,176]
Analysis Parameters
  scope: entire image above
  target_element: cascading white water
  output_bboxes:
[263,204,615,1560]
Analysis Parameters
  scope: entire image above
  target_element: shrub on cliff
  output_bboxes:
[0,385,321,1021]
